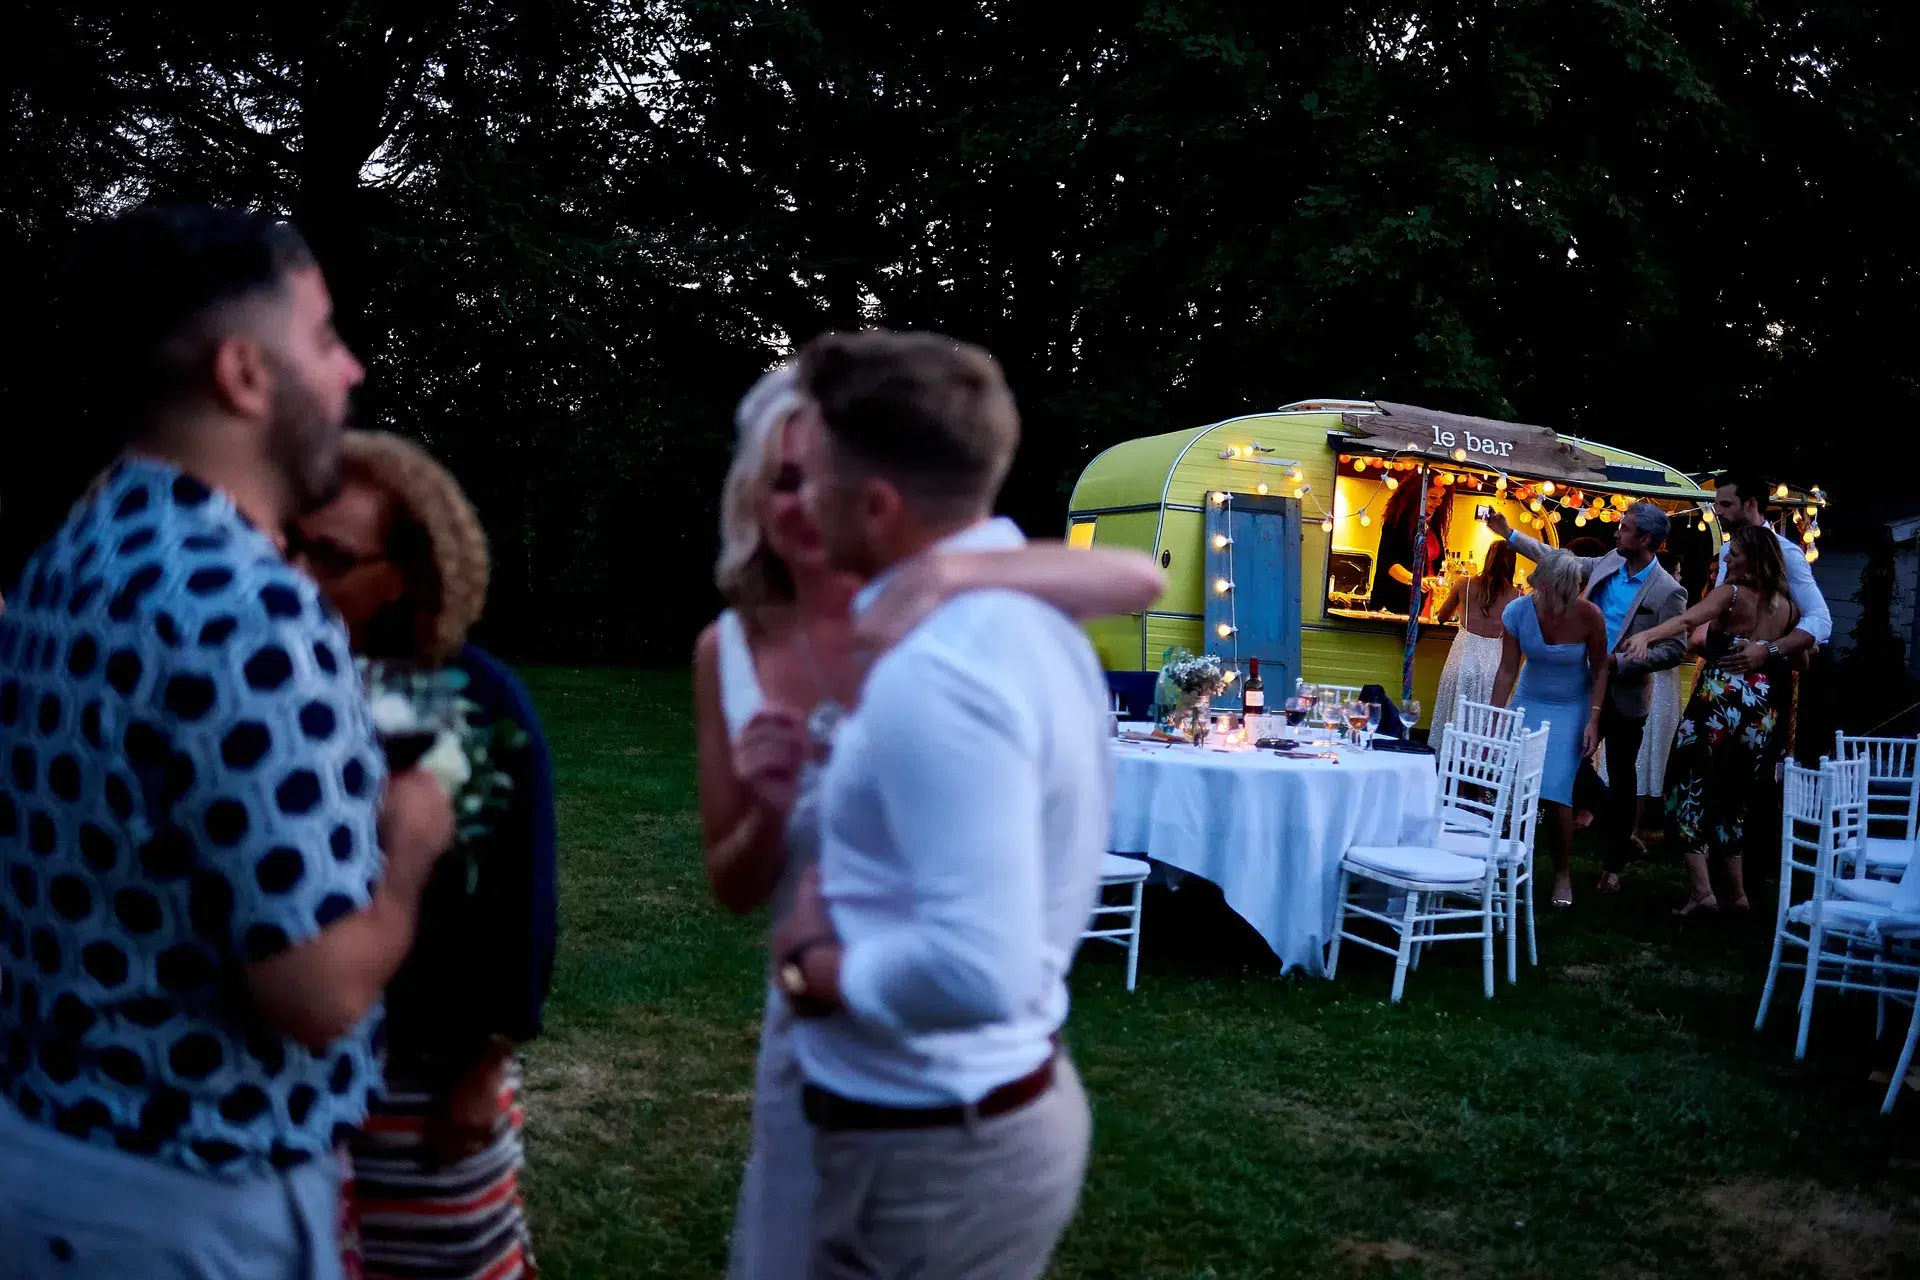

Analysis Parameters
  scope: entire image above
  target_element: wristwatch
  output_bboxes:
[1764,641,1781,659]
[779,936,833,1001]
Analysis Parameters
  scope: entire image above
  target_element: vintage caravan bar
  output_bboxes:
[1067,400,1826,711]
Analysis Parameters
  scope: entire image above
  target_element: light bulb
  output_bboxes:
[1211,491,1227,506]
[1293,486,1305,499]
[1211,533,1230,550]
[1217,623,1234,638]
[1256,481,1269,495]
[1214,578,1232,594]
[1290,467,1304,482]
[1575,515,1587,527]
[1359,513,1372,527]
[1807,547,1820,563]
[1452,447,1467,462]
[1696,521,1707,532]
[1722,532,1731,544]
[1438,472,1454,485]
[1776,483,1790,499]
[1321,518,1334,534]
[1541,481,1556,495]
[1530,499,1544,513]
[1221,669,1237,684]
[1355,459,1367,472]
[1385,476,1400,490]
[1549,511,1562,524]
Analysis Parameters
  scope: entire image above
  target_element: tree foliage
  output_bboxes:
[5,1,1917,660]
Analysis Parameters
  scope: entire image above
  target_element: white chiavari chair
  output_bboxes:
[1833,733,1919,879]
[1085,854,1149,992]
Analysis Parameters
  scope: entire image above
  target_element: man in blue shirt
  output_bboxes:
[0,206,454,1278]
[1490,501,1689,891]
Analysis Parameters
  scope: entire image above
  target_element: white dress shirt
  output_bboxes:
[790,517,1113,1107]
[1715,529,1832,644]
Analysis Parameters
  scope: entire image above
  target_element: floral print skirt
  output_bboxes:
[1664,660,1794,858]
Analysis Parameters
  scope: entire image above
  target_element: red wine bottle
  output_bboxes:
[1243,658,1265,718]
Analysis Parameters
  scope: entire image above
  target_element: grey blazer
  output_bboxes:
[1507,531,1689,718]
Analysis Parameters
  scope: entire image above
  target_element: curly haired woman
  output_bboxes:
[294,431,555,1280]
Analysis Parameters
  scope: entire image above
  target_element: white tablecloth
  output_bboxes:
[1108,741,1440,975]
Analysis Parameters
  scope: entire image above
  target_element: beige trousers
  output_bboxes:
[808,1054,1092,1280]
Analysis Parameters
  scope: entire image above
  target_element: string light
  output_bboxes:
[1541,481,1556,495]
[1529,499,1544,513]
[1290,467,1304,482]
[1452,447,1468,462]
[1384,476,1399,490]
[1359,513,1372,527]
[1354,459,1368,472]
[1211,533,1230,550]
[1574,514,1587,527]
[1214,578,1232,595]
[1211,491,1227,506]
[1775,483,1790,499]
[1256,481,1269,495]
[1217,622,1235,639]
[1321,518,1334,533]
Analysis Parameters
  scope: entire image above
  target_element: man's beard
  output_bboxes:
[265,363,346,514]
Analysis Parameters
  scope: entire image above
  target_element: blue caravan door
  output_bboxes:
[1203,494,1303,709]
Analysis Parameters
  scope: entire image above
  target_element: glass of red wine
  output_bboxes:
[363,661,452,773]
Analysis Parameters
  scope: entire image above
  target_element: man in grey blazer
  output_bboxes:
[1487,501,1689,889]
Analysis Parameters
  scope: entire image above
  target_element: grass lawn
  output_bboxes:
[517,666,1920,1278]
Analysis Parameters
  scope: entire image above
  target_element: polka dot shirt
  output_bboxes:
[0,458,386,1178]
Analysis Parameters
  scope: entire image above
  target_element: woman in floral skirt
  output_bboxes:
[1621,524,1800,916]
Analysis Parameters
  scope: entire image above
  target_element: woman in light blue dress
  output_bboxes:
[1492,549,1610,907]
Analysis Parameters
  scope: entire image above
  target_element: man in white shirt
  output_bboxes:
[768,329,1111,1279]
[1710,472,1831,670]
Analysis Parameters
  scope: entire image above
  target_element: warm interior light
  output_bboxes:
[1321,518,1334,534]
[1212,533,1229,550]
[1216,622,1234,638]
[1211,491,1227,506]
[1256,481,1269,495]
[1452,447,1467,462]
[1214,578,1231,594]
[1541,481,1556,495]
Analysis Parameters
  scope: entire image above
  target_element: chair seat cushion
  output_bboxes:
[1099,853,1150,883]
[1834,878,1904,907]
[1344,845,1488,885]
[1864,837,1915,870]
[1434,829,1521,861]
[1787,898,1895,928]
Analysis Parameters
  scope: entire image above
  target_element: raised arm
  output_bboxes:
[693,623,792,915]
[1621,584,1737,662]
[856,543,1164,651]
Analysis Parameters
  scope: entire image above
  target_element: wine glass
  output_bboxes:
[1366,700,1383,744]
[1401,698,1422,739]
[1345,700,1371,748]
[1319,694,1343,746]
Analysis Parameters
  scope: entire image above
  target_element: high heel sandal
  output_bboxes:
[1672,890,1719,918]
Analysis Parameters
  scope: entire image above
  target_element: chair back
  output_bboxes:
[1435,725,1519,843]
[1834,733,1920,845]
[1506,727,1551,855]
[1796,757,1870,918]
[1453,699,1526,743]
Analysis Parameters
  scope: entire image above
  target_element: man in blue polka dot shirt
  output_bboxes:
[0,206,455,1277]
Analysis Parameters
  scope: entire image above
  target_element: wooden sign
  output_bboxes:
[1340,401,1609,482]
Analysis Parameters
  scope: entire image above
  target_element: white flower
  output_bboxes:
[418,730,472,793]
[368,692,419,736]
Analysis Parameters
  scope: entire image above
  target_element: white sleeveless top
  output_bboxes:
[715,609,766,737]
[714,608,820,922]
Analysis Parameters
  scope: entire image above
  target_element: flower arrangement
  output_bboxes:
[1158,647,1229,699]
[363,661,527,892]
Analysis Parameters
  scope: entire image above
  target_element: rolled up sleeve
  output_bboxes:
[834,647,1044,1036]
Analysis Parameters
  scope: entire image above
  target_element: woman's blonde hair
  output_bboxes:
[1528,548,1584,619]
[714,366,803,614]
[338,431,489,664]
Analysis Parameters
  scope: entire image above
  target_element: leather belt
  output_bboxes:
[803,1055,1057,1132]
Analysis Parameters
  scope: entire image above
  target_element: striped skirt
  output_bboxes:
[343,1059,535,1280]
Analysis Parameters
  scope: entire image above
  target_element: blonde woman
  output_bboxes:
[693,367,1162,1280]
[1492,548,1610,907]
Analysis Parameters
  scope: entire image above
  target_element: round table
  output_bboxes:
[1108,739,1440,975]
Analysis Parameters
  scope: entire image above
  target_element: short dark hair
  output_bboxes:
[797,329,1020,516]
[1716,472,1770,511]
[61,204,315,430]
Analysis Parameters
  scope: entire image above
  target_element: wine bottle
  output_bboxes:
[1243,657,1265,721]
